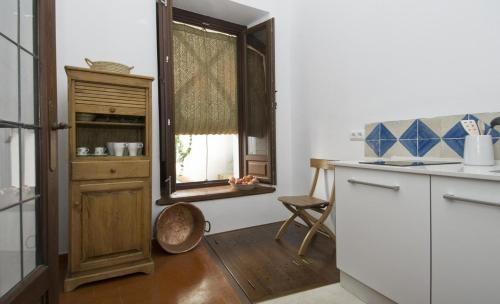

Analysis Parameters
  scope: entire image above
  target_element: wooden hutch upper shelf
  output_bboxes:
[75,121,145,128]
[66,66,154,117]
[65,66,154,81]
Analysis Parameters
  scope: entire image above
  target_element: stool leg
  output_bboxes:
[298,222,321,256]
[275,205,299,240]
[298,206,335,256]
[296,209,315,228]
[318,223,335,240]
[275,214,298,240]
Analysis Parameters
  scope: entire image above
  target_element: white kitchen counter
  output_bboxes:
[334,160,500,182]
[335,160,500,304]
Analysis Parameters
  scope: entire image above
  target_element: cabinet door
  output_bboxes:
[336,167,430,304]
[432,176,500,304]
[70,180,151,272]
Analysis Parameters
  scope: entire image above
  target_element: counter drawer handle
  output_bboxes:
[110,168,116,174]
[347,178,400,191]
[443,194,500,208]
[109,107,116,113]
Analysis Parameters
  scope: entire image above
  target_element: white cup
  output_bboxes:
[113,143,127,157]
[106,142,114,156]
[94,147,106,155]
[464,135,495,166]
[77,147,90,156]
[127,142,144,156]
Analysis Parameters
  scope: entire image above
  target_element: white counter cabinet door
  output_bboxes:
[432,176,500,304]
[336,167,430,304]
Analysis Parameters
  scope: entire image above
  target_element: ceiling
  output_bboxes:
[172,0,269,26]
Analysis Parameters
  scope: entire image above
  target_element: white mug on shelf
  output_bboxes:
[94,147,106,155]
[106,142,115,156]
[77,147,90,156]
[464,135,495,166]
[127,142,144,156]
[113,143,128,157]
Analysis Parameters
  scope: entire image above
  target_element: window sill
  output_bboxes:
[156,184,276,206]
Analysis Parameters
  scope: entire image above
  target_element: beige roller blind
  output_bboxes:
[173,22,238,135]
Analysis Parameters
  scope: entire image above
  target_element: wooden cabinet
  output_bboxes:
[431,176,500,304]
[64,67,154,291]
[336,167,431,304]
[70,180,150,272]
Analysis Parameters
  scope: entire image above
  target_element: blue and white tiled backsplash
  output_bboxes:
[364,112,500,159]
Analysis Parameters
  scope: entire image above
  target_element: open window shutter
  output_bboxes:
[243,19,276,184]
[157,0,177,194]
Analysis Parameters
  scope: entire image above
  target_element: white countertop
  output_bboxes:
[334,160,500,182]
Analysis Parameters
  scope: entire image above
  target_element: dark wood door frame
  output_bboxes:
[1,0,59,303]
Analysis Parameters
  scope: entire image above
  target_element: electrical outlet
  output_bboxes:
[350,130,365,141]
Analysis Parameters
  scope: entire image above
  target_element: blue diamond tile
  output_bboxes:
[400,120,418,140]
[444,116,469,139]
[492,127,500,144]
[468,114,479,122]
[380,124,396,140]
[399,139,418,156]
[366,140,380,156]
[418,120,439,139]
[443,138,465,157]
[380,139,397,156]
[418,138,440,156]
[366,124,381,141]
[484,124,494,135]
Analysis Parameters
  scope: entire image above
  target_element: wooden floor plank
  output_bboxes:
[206,221,339,303]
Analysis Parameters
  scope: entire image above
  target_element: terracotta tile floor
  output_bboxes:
[59,241,244,304]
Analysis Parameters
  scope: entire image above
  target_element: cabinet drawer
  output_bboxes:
[72,160,149,180]
[74,81,147,116]
[432,176,500,304]
[336,167,430,304]
[75,103,146,116]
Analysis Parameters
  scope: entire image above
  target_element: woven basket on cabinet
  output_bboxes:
[85,58,134,74]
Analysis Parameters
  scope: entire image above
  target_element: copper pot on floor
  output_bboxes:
[156,202,211,254]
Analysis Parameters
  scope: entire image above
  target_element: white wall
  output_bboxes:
[56,0,293,253]
[55,0,500,253]
[289,0,500,193]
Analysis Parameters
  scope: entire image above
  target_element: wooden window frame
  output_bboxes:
[157,1,276,202]
[170,8,246,192]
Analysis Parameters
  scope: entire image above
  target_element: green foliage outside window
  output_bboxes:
[175,135,193,175]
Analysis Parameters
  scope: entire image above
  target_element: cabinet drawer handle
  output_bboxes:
[347,178,400,191]
[109,107,116,113]
[443,194,500,208]
[110,168,116,174]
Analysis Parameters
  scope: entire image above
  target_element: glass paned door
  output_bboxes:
[0,0,41,299]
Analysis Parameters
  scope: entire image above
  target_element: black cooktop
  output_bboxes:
[359,160,462,167]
